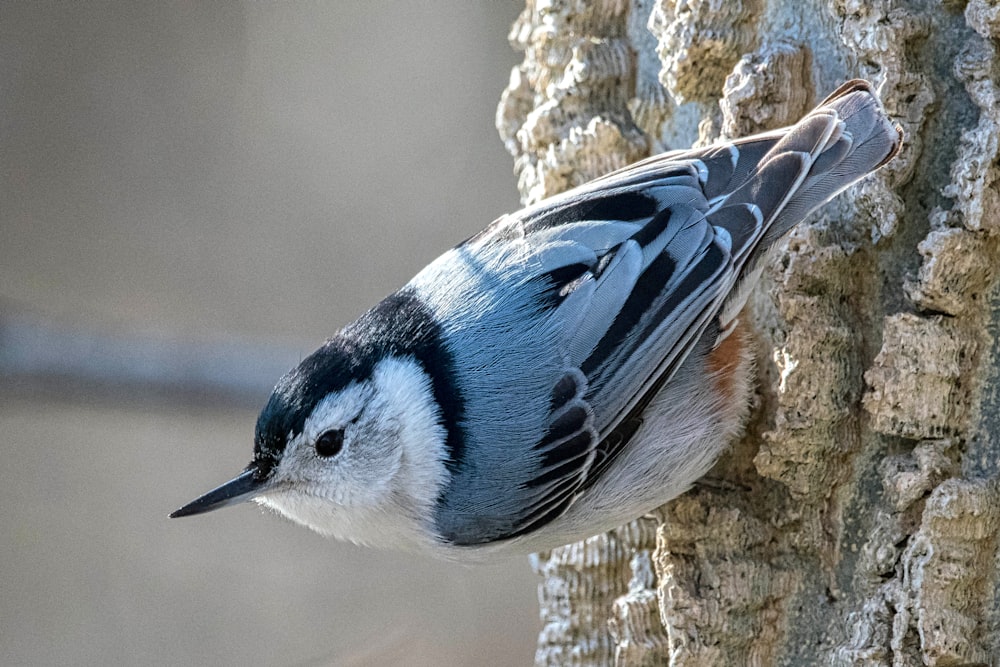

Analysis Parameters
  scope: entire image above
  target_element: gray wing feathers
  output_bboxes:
[432,80,901,546]
[562,241,643,366]
[531,220,641,253]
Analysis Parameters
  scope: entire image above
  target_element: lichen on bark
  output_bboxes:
[498,1,1000,665]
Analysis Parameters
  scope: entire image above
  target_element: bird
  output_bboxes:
[171,80,902,558]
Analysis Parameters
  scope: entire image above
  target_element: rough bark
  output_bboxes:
[497,1,1000,665]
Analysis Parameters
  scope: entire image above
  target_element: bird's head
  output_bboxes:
[171,337,450,550]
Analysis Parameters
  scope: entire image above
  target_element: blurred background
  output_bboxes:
[1,3,540,666]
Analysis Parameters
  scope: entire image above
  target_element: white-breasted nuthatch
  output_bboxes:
[171,80,902,557]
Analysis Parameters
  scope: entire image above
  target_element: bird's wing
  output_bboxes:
[426,81,901,546]
[427,162,741,546]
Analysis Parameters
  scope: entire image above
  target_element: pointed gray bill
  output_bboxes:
[170,465,266,518]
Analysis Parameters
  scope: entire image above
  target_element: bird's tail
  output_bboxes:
[698,79,903,270]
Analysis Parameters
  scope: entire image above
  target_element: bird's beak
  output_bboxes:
[169,464,268,518]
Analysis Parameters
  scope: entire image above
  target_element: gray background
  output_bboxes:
[1,2,540,666]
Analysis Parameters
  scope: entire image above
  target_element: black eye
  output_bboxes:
[315,429,345,458]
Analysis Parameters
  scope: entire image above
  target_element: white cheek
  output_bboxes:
[269,381,397,507]
[301,384,371,442]
[272,431,401,509]
[371,358,449,517]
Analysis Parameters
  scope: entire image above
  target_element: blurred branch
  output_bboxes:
[0,308,299,405]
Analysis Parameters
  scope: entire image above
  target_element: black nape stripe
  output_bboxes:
[354,290,467,473]
[254,288,467,474]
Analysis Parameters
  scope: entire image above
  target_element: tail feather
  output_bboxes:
[705,80,901,268]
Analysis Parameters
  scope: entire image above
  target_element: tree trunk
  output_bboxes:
[497,1,1000,665]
